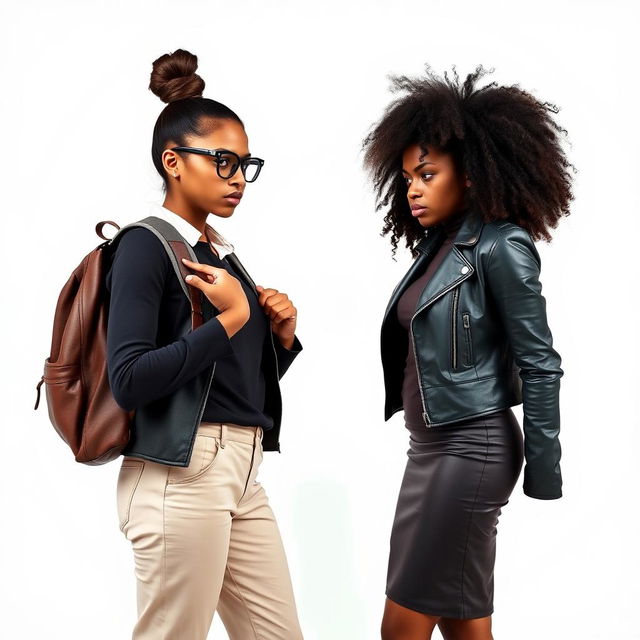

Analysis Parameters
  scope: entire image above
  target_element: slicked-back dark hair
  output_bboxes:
[148,48,244,192]
[361,64,576,259]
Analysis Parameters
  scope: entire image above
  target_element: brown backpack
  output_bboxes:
[34,216,208,465]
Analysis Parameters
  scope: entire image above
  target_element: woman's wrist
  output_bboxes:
[276,334,295,350]
[216,309,249,339]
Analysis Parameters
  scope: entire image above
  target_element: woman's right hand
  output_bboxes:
[181,257,250,337]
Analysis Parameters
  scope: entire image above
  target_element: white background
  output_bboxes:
[2,1,638,638]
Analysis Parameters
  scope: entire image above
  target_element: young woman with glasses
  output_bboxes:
[362,64,573,640]
[107,48,304,639]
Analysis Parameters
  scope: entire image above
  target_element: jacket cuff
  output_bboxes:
[523,488,563,500]
[522,458,563,500]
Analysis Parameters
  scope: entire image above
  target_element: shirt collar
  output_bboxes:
[148,202,235,259]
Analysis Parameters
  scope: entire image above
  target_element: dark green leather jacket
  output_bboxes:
[380,210,564,499]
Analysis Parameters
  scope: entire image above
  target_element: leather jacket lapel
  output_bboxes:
[414,245,475,313]
[409,210,483,314]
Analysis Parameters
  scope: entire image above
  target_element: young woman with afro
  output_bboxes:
[362,64,574,640]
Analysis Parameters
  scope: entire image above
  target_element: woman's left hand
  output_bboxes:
[255,285,297,350]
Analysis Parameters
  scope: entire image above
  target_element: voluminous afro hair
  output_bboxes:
[361,64,576,259]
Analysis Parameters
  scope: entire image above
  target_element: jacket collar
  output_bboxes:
[148,202,235,259]
[415,208,483,255]
[450,208,483,247]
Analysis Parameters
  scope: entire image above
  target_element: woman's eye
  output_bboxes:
[403,173,433,185]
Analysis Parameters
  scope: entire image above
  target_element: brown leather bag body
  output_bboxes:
[34,216,208,465]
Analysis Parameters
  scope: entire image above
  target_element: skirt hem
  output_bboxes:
[385,589,494,620]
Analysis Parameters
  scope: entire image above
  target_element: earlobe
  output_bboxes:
[162,149,180,178]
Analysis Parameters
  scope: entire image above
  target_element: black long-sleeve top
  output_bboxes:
[105,225,302,429]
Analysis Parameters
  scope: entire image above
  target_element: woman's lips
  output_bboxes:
[411,206,428,217]
[224,196,241,205]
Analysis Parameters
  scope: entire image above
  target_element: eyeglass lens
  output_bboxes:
[215,153,262,182]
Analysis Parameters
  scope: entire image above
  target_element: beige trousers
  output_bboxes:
[116,421,304,639]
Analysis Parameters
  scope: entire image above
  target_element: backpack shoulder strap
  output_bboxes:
[106,216,207,329]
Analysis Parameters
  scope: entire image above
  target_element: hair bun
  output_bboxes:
[149,48,206,104]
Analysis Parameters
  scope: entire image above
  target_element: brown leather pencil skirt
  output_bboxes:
[385,407,524,619]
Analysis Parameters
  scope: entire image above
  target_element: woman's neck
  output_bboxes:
[441,208,468,236]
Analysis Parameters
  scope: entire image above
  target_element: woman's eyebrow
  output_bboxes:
[402,161,436,173]
[218,147,252,159]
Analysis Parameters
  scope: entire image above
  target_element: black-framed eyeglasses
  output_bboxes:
[170,147,264,182]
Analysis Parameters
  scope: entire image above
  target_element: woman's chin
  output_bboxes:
[210,205,236,218]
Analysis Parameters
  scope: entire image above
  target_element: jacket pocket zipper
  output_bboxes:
[462,312,473,366]
[451,287,460,369]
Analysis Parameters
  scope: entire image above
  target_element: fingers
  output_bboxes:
[270,311,297,324]
[181,257,220,277]
[255,287,297,322]
[265,300,297,323]
[256,286,280,307]
[185,270,219,287]
[184,273,206,288]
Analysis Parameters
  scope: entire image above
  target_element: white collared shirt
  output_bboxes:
[147,202,235,259]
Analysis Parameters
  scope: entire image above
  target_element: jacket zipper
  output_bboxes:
[451,287,460,369]
[410,280,465,428]
[462,312,472,365]
[409,316,431,426]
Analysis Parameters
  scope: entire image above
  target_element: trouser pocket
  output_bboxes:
[166,435,221,485]
[116,459,145,532]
